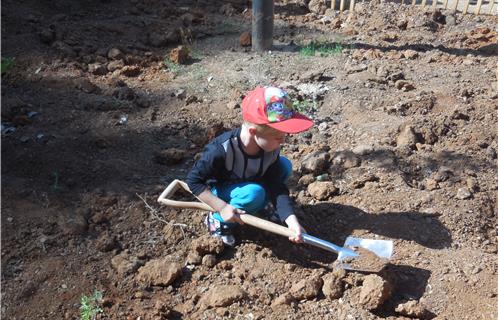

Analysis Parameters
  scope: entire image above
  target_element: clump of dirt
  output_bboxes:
[341,247,389,272]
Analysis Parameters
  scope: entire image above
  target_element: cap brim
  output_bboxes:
[267,113,313,134]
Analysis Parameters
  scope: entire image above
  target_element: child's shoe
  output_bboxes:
[204,212,236,247]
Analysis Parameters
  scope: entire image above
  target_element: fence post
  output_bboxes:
[432,0,438,10]
[350,0,356,12]
[252,0,274,51]
[340,0,345,12]
[489,0,495,14]
[463,0,470,13]
[475,0,483,14]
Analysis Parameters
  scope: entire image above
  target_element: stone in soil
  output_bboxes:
[137,258,182,286]
[111,252,144,276]
[307,181,338,200]
[322,269,346,300]
[191,234,224,256]
[395,300,430,319]
[289,275,323,300]
[201,254,217,268]
[169,45,189,64]
[359,274,392,310]
[271,292,295,309]
[198,285,246,309]
[153,148,186,165]
[239,31,251,47]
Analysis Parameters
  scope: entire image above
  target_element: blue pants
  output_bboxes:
[211,157,292,224]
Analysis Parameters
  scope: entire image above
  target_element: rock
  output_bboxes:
[307,181,338,200]
[359,274,392,310]
[202,254,217,268]
[397,124,419,148]
[199,285,246,308]
[301,151,330,174]
[425,178,439,191]
[73,78,99,94]
[120,65,141,77]
[191,235,224,255]
[57,208,88,235]
[111,253,143,276]
[308,0,328,14]
[135,95,151,108]
[39,28,55,44]
[322,271,345,300]
[486,146,497,159]
[271,292,294,309]
[445,14,457,26]
[137,259,183,286]
[395,300,430,319]
[226,101,240,110]
[53,41,77,58]
[351,173,379,189]
[108,48,124,60]
[289,275,323,300]
[395,80,415,91]
[352,144,374,156]
[112,85,135,101]
[107,60,125,72]
[153,148,186,165]
[95,232,118,252]
[88,62,107,75]
[169,45,189,64]
[333,151,361,168]
[456,187,472,200]
[239,31,251,47]
[298,174,314,186]
[186,252,202,265]
[403,50,419,59]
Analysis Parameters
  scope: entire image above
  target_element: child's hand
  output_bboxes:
[220,204,246,225]
[285,215,306,243]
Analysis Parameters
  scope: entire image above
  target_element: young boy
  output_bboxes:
[186,86,313,246]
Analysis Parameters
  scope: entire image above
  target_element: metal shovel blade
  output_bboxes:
[336,236,393,272]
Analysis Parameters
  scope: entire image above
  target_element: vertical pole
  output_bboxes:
[350,0,356,12]
[452,0,459,11]
[463,0,470,13]
[340,0,345,12]
[422,0,427,7]
[401,0,405,5]
[443,0,449,9]
[475,0,483,13]
[432,0,438,10]
[412,0,417,6]
[332,0,337,10]
[252,0,274,51]
[489,0,495,14]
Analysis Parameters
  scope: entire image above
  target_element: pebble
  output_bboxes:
[456,188,472,200]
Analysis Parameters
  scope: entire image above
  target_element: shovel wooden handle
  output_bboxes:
[157,179,296,238]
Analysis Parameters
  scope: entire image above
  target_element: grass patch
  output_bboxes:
[1,57,14,74]
[80,290,103,320]
[299,41,343,57]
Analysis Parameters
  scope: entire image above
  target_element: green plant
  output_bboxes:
[293,99,315,114]
[80,290,103,320]
[299,41,343,57]
[52,171,61,192]
[163,57,183,74]
[1,57,14,74]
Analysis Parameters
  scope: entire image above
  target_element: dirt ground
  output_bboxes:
[1,0,497,319]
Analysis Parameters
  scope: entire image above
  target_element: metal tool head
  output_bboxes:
[336,236,393,272]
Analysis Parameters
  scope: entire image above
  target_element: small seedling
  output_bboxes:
[163,57,183,74]
[80,290,103,320]
[1,57,14,75]
[299,41,343,57]
[52,171,61,192]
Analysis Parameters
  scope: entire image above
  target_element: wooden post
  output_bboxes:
[452,0,459,11]
[432,0,438,9]
[332,0,337,10]
[475,0,483,13]
[443,0,449,9]
[350,0,356,12]
[422,0,427,6]
[412,0,417,6]
[340,0,345,12]
[463,0,471,13]
[489,0,495,14]
[401,0,405,4]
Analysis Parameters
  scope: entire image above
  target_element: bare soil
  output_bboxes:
[2,0,497,319]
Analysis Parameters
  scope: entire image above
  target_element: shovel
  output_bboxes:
[157,179,393,272]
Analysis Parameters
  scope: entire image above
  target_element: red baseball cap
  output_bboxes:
[241,87,314,134]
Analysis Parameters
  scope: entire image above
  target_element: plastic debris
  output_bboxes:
[118,115,128,125]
